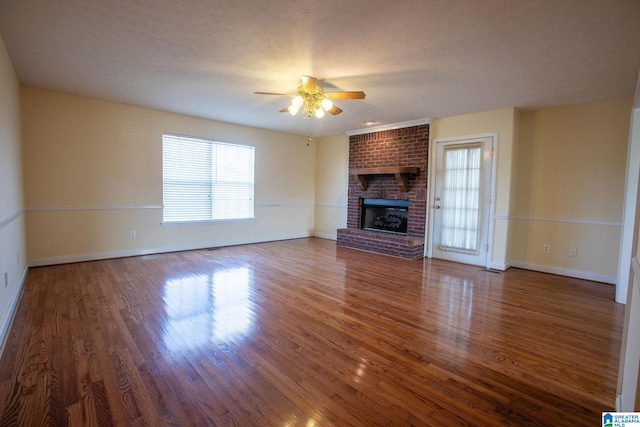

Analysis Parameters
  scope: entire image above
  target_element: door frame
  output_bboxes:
[425,132,498,268]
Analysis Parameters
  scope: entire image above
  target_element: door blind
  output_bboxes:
[440,144,482,253]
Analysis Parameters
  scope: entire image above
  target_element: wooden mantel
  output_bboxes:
[350,167,420,192]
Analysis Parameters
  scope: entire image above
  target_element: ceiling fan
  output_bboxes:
[255,75,366,118]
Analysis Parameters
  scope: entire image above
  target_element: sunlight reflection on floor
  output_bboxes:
[162,266,255,350]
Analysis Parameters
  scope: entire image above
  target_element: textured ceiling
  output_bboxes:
[0,0,639,137]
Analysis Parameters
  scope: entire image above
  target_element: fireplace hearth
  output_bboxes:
[361,198,408,235]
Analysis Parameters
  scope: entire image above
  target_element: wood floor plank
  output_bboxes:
[0,237,624,426]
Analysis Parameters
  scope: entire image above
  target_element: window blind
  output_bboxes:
[162,134,254,223]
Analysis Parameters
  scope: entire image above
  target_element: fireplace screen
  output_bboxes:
[360,198,409,235]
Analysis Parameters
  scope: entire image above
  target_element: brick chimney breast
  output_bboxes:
[337,124,429,259]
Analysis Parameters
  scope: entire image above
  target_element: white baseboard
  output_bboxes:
[488,260,514,271]
[313,232,337,241]
[0,265,28,358]
[510,261,616,284]
[28,233,313,267]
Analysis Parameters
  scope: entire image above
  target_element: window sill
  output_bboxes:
[161,218,256,227]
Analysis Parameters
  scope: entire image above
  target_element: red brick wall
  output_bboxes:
[337,124,429,258]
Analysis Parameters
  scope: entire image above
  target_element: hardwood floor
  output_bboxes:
[0,237,624,426]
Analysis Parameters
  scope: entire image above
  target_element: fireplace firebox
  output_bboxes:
[360,198,409,235]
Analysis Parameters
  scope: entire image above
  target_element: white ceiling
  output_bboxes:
[0,0,639,138]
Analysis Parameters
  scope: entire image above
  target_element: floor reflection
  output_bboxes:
[163,273,212,350]
[162,266,254,351]
[212,267,254,340]
[435,275,476,355]
[441,275,474,328]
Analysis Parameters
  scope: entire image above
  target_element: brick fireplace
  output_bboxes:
[337,123,429,258]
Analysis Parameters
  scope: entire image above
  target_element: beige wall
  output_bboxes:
[515,99,630,220]
[22,87,316,264]
[314,134,348,239]
[0,36,27,351]
[512,98,632,282]
[431,108,517,268]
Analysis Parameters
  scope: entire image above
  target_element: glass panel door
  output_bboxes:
[440,144,482,254]
[431,137,493,267]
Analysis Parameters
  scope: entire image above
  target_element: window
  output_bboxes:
[162,134,254,223]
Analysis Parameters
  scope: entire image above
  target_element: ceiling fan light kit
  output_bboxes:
[255,75,365,119]
[287,85,333,118]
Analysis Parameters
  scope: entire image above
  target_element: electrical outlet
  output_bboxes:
[569,247,577,257]
[4,272,8,288]
[543,244,550,253]
[129,230,136,239]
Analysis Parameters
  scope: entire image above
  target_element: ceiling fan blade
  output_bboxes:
[254,92,292,96]
[326,91,366,100]
[301,75,317,92]
[327,105,343,115]
[279,106,291,113]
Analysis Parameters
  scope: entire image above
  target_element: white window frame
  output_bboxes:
[162,133,255,224]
